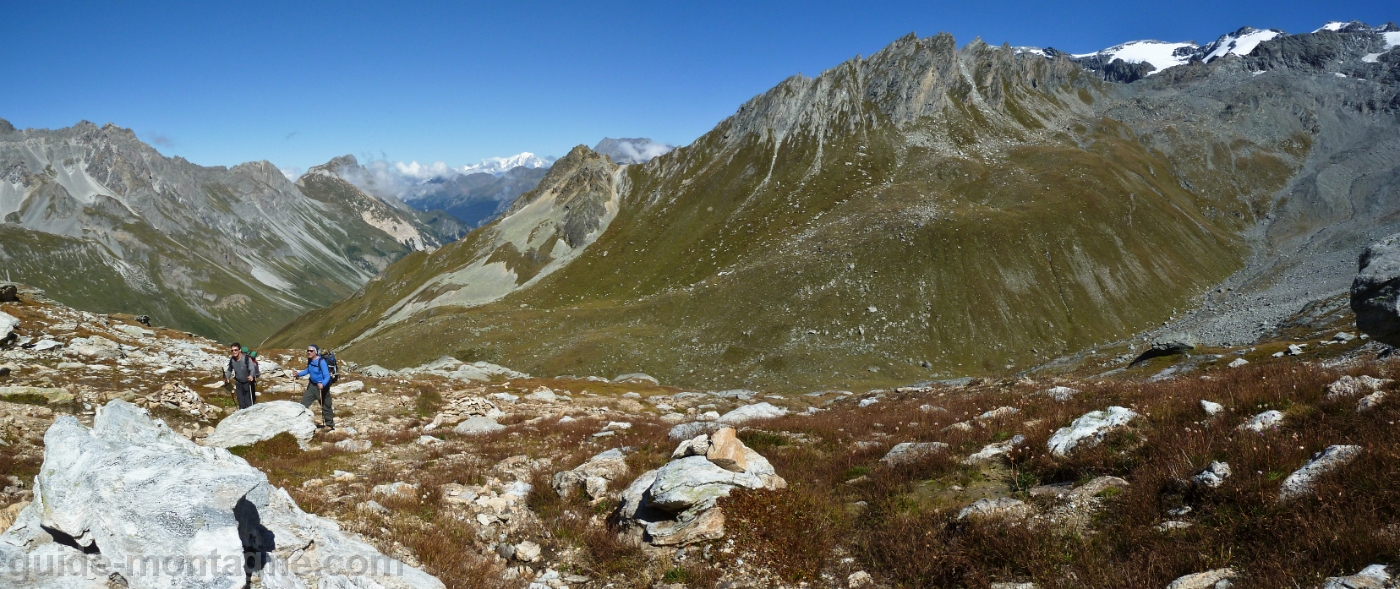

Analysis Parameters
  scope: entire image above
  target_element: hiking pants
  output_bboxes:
[234,380,255,410]
[301,381,333,427]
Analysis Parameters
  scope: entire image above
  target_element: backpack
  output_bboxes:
[323,351,339,385]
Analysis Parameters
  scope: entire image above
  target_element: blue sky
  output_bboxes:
[2,1,1393,174]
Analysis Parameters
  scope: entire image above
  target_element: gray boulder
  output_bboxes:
[553,448,630,501]
[204,400,317,449]
[1322,565,1392,589]
[1165,568,1237,589]
[668,421,723,441]
[613,372,659,384]
[0,400,443,589]
[1352,233,1400,346]
[66,335,123,360]
[881,442,949,465]
[454,416,506,435]
[1193,461,1232,488]
[0,311,16,346]
[716,402,788,424]
[648,455,774,513]
[1279,445,1362,501]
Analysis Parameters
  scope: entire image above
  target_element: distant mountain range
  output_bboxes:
[332,139,675,228]
[0,121,463,343]
[267,20,1400,391]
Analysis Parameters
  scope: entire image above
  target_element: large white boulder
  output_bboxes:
[716,402,788,424]
[204,400,318,449]
[0,400,443,589]
[1047,407,1139,457]
[0,311,17,345]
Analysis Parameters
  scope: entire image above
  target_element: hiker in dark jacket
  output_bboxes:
[224,342,260,410]
[295,344,334,429]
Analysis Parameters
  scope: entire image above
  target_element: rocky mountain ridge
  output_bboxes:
[269,21,1400,391]
[0,120,460,343]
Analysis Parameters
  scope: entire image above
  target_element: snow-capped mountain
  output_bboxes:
[458,152,554,176]
[1072,40,1199,73]
[1052,21,1400,82]
[1200,27,1285,62]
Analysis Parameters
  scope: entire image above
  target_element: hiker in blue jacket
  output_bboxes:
[294,345,335,429]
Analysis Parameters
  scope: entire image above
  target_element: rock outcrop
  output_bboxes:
[617,429,785,546]
[1352,233,1400,346]
[0,400,443,589]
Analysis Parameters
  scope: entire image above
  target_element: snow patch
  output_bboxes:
[1076,41,1198,75]
[1203,29,1282,61]
[1315,22,1348,33]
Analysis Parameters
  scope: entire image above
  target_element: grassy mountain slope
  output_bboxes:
[269,30,1393,391]
[0,122,458,343]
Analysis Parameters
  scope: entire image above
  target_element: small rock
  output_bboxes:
[717,402,788,424]
[513,540,541,562]
[604,421,633,431]
[1227,358,1249,368]
[1286,344,1305,356]
[1165,568,1237,589]
[1322,564,1391,589]
[941,421,974,433]
[1333,332,1357,343]
[976,406,1020,422]
[592,431,616,438]
[1193,461,1232,488]
[1358,391,1387,412]
[416,435,443,445]
[1156,520,1193,532]
[1042,386,1080,401]
[668,421,722,441]
[989,584,1038,589]
[335,380,366,393]
[525,387,558,403]
[706,427,749,472]
[613,373,659,385]
[957,497,1032,521]
[335,439,372,453]
[881,442,949,465]
[963,436,1025,464]
[847,571,874,588]
[1200,400,1224,416]
[358,500,390,515]
[371,482,418,497]
[1238,410,1283,432]
[454,416,505,435]
[1279,445,1362,501]
[857,397,880,407]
